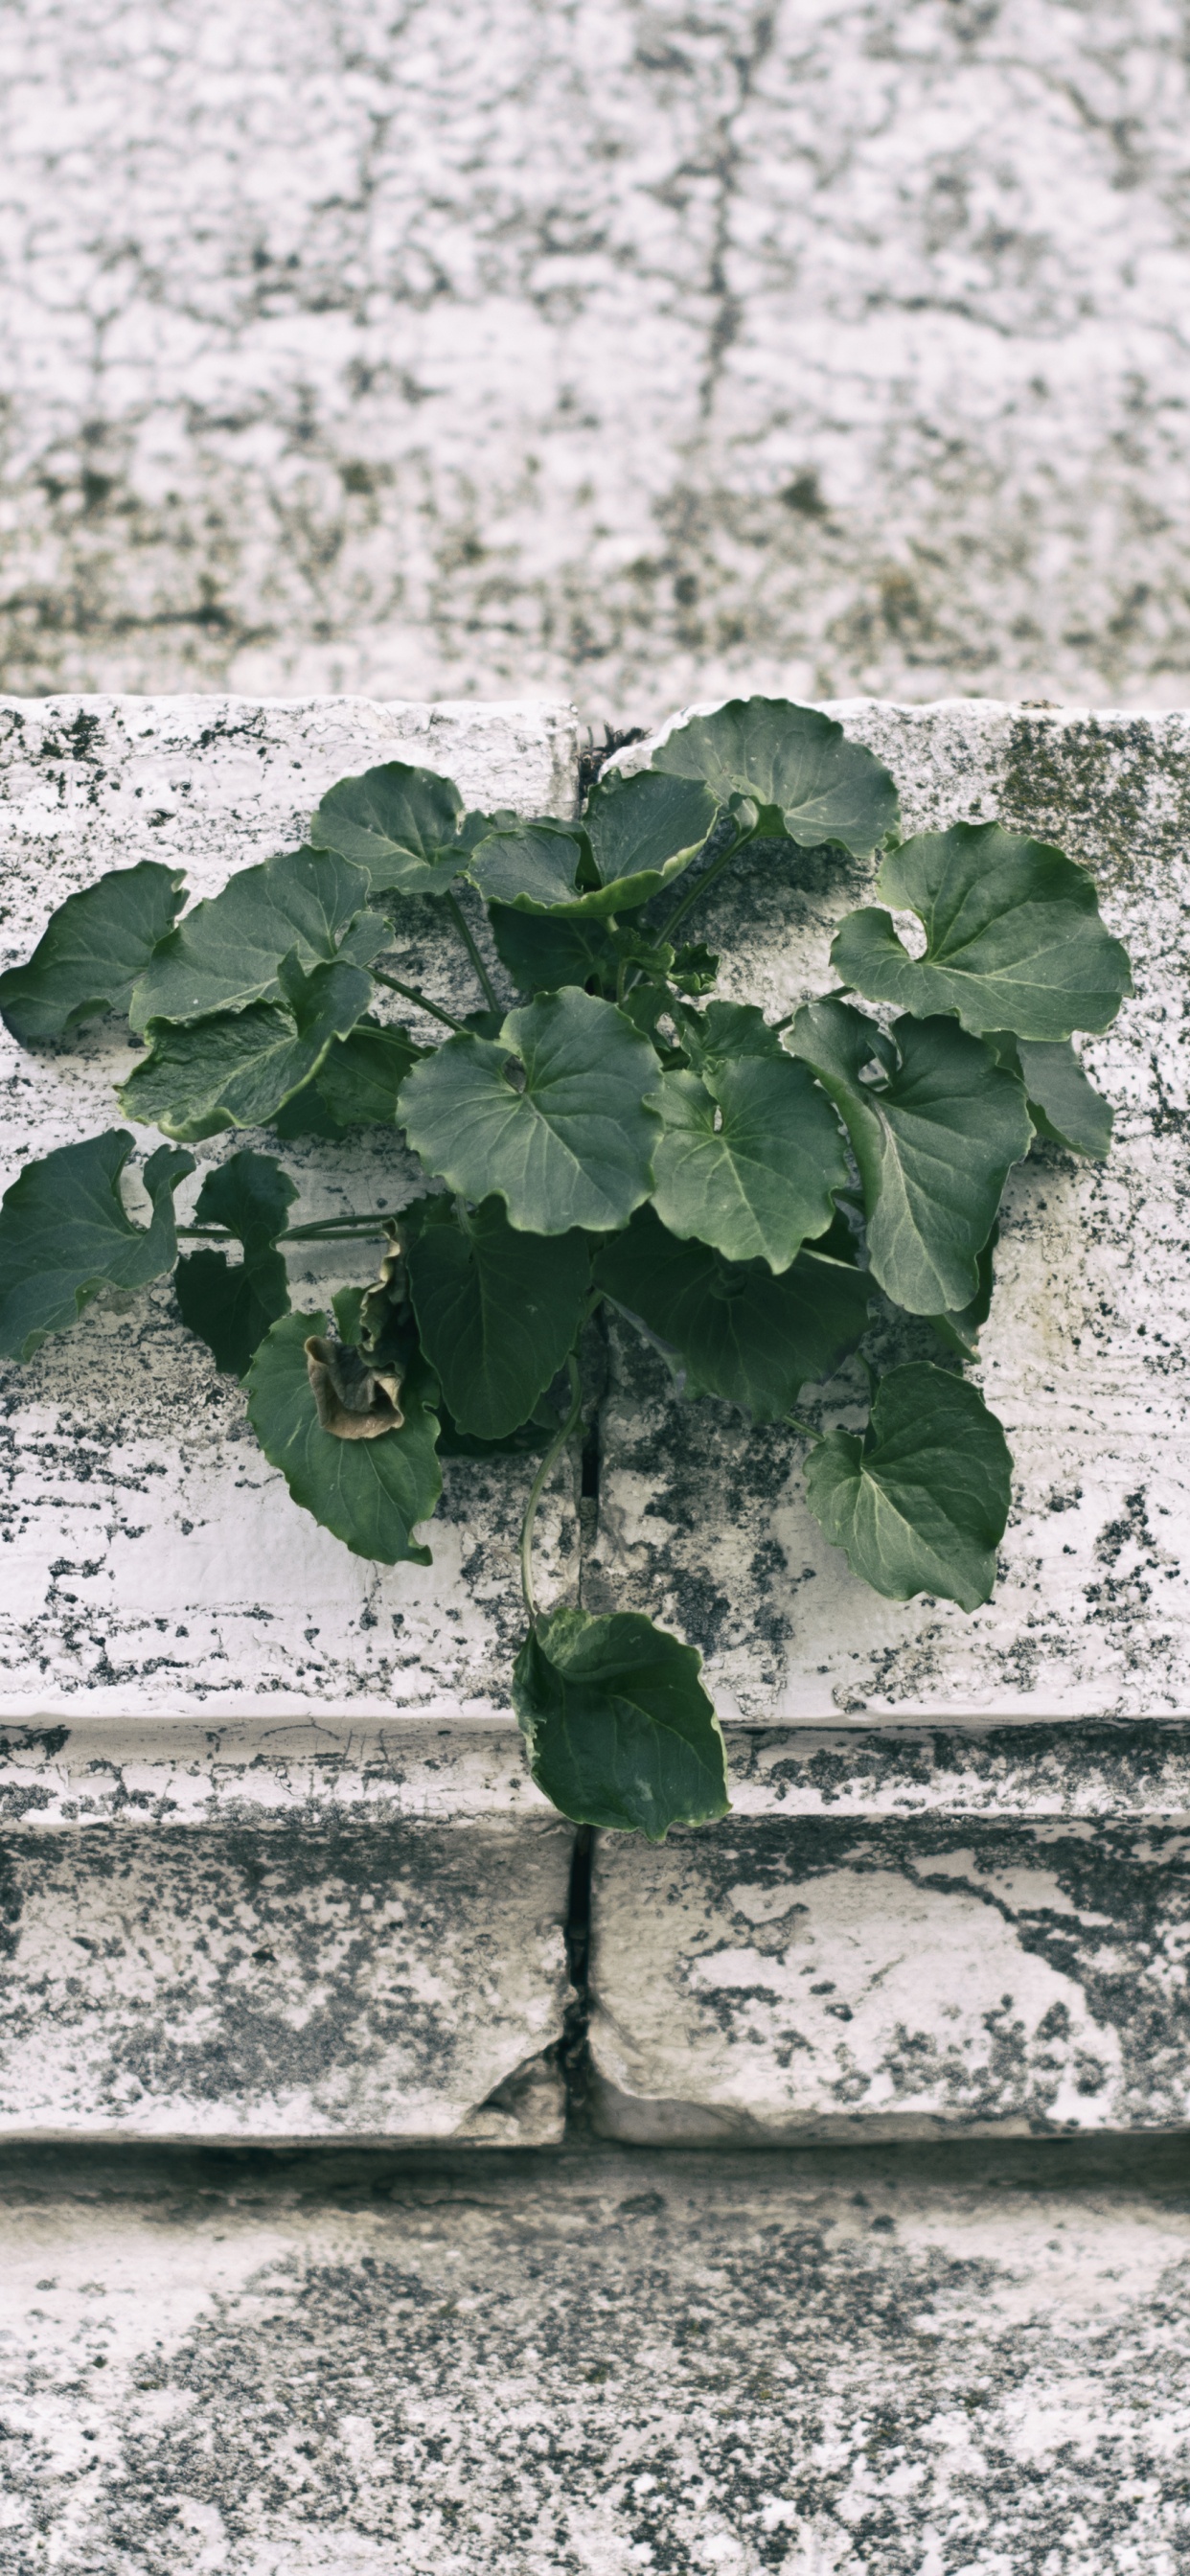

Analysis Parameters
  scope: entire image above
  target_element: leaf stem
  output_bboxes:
[519,1354,584,1625]
[372,970,469,1033]
[446,892,500,1016]
[784,1413,820,1440]
[657,820,747,940]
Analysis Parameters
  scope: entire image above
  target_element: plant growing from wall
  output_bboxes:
[0,701,1132,1837]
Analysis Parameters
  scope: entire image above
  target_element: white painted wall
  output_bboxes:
[3,3,1190,724]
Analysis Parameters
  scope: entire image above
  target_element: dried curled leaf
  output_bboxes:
[304,1335,404,1439]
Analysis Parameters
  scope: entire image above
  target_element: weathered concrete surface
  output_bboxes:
[4,2140,1190,2572]
[592,702,1190,1719]
[4,4,1190,727]
[0,1725,572,2142]
[588,1725,1190,2143]
[0,695,581,1716]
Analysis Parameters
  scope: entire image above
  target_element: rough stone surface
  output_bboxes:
[0,694,581,1717]
[4,2139,1190,2572]
[4,5,1190,728]
[590,701,1190,1720]
[0,1724,573,2142]
[588,1725,1190,2142]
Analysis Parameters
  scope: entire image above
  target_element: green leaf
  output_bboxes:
[313,1020,423,1129]
[651,697,900,856]
[831,822,1133,1040]
[406,1198,590,1439]
[120,956,375,1143]
[927,1227,997,1361]
[129,845,379,1031]
[989,1033,1113,1158]
[594,1205,871,1421]
[675,1000,783,1070]
[399,988,661,1233]
[649,1054,848,1272]
[0,1130,194,1362]
[0,862,187,1046]
[173,1150,297,1377]
[469,772,717,919]
[512,1604,728,1838]
[803,1362,1012,1610]
[790,1000,1032,1314]
[468,824,591,911]
[308,761,494,900]
[245,1309,442,1566]
[488,904,620,997]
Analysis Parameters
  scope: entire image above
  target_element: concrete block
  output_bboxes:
[592,703,1190,1719]
[0,1723,573,2143]
[4,2141,1190,2572]
[0,695,581,1718]
[589,1721,1190,2143]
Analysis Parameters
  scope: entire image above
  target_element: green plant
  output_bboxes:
[0,700,1132,1836]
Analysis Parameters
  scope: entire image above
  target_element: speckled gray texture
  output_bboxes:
[591,701,1190,1720]
[5,2140,1190,2572]
[4,4,1190,728]
[0,1725,573,2142]
[588,1755,1190,2144]
[0,694,581,1716]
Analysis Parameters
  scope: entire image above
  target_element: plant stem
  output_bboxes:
[446,892,500,1015]
[519,1354,584,1625]
[372,969,469,1033]
[657,823,746,941]
[784,1413,820,1440]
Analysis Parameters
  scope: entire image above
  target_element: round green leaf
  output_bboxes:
[406,1199,590,1438]
[832,822,1133,1040]
[595,1206,871,1421]
[120,958,375,1142]
[469,773,716,919]
[651,697,900,856]
[989,1033,1113,1158]
[803,1362,1012,1610]
[649,1054,848,1273]
[129,845,378,1031]
[399,987,661,1233]
[0,862,186,1046]
[246,1309,442,1566]
[174,1149,297,1377]
[790,1000,1032,1315]
[512,1604,728,1838]
[309,760,485,899]
[0,1130,194,1362]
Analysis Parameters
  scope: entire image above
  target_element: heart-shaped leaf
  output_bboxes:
[399,987,661,1233]
[804,1362,1011,1610]
[649,1053,848,1273]
[0,862,187,1045]
[512,1604,728,1838]
[831,822,1133,1040]
[406,1198,590,1438]
[989,1033,1113,1158]
[174,1150,297,1377]
[651,697,900,856]
[312,1020,423,1129]
[469,771,717,918]
[488,904,621,997]
[246,1308,442,1565]
[595,1206,871,1420]
[309,760,500,899]
[790,1000,1032,1314]
[0,1130,194,1361]
[121,957,375,1142]
[129,846,379,1031]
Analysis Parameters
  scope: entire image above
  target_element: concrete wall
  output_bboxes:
[4,3,1190,725]
[5,692,1190,2569]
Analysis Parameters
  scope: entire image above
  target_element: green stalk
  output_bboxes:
[519,1354,584,1624]
[446,891,500,1016]
[372,969,469,1033]
[657,822,747,941]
